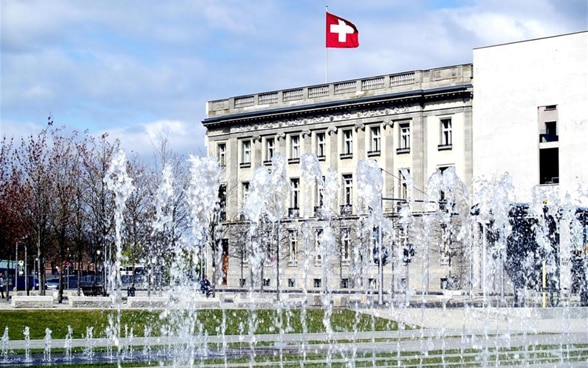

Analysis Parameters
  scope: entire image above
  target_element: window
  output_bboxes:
[369,126,381,154]
[540,148,559,184]
[265,137,275,163]
[242,182,250,204]
[315,229,323,263]
[290,178,300,209]
[289,230,298,263]
[341,278,349,289]
[316,176,325,207]
[241,140,251,165]
[313,279,322,288]
[217,143,226,167]
[218,184,227,221]
[397,123,410,153]
[341,228,350,262]
[316,132,326,158]
[538,105,559,142]
[290,135,300,160]
[288,278,296,287]
[291,178,299,207]
[399,169,410,200]
[342,174,353,206]
[538,105,559,184]
[439,118,452,149]
[341,129,353,157]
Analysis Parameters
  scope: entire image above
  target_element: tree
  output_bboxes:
[0,137,28,261]
[47,128,83,302]
[15,128,56,295]
[78,132,119,294]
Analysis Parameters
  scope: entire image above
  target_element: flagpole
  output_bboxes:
[325,5,328,83]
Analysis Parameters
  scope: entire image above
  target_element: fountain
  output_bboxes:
[0,150,587,367]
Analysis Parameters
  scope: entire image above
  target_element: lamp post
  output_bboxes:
[13,241,18,294]
[24,245,28,295]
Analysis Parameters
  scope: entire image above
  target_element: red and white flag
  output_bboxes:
[326,12,359,48]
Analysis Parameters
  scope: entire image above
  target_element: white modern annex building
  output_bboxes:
[473,31,588,202]
[472,31,588,296]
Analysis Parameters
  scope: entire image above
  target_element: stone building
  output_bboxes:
[202,64,474,296]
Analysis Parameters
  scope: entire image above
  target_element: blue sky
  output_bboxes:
[1,0,586,162]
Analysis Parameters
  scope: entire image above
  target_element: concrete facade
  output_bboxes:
[472,31,588,205]
[472,31,588,295]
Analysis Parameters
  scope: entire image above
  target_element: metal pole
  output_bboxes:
[13,242,18,294]
[378,222,384,305]
[25,245,28,295]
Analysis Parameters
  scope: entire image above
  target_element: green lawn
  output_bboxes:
[0,308,404,340]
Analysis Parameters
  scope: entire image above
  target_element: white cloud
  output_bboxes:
[108,120,206,164]
[2,0,585,161]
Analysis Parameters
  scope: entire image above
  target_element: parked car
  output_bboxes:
[45,275,79,290]
[45,278,61,290]
[79,274,104,296]
[16,275,40,291]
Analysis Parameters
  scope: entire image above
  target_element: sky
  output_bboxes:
[1,0,587,163]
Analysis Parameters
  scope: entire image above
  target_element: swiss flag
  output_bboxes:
[326,12,359,48]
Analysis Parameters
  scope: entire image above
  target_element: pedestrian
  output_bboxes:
[0,272,5,299]
[128,283,136,297]
[200,275,212,297]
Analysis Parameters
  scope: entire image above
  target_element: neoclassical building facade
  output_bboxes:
[202,64,474,295]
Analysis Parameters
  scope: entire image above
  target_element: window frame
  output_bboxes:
[316,132,326,158]
[288,230,298,263]
[369,126,381,155]
[290,178,300,209]
[290,134,300,160]
[438,118,452,150]
[341,129,353,158]
[397,123,410,154]
[217,142,226,167]
[265,137,275,163]
[342,174,353,206]
[241,140,251,165]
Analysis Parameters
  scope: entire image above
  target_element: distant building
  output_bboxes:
[202,64,474,295]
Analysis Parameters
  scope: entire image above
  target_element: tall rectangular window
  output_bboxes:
[290,135,300,159]
[289,230,298,263]
[265,137,275,162]
[342,129,353,155]
[241,140,251,164]
[218,184,227,221]
[440,118,452,147]
[399,123,410,150]
[399,169,410,200]
[217,143,226,167]
[370,126,381,153]
[341,228,350,262]
[315,228,323,263]
[290,178,299,209]
[316,177,325,207]
[242,182,250,203]
[316,132,326,158]
[343,174,353,206]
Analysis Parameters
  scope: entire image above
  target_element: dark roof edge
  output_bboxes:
[203,84,473,125]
